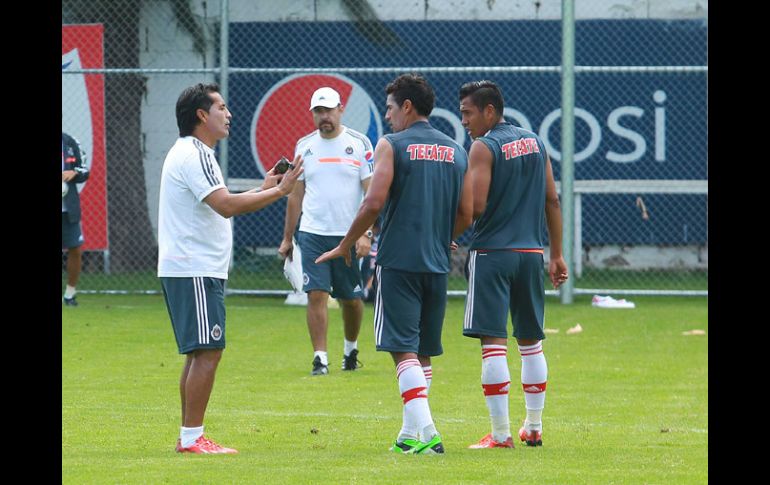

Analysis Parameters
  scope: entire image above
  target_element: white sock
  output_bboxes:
[344,339,357,356]
[422,366,432,394]
[314,351,328,366]
[519,341,547,427]
[180,425,204,447]
[396,359,434,442]
[481,345,511,442]
[64,285,77,298]
[525,410,543,431]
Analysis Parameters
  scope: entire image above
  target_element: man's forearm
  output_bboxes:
[545,203,563,257]
[283,195,302,240]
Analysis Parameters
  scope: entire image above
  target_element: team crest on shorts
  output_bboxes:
[345,146,354,155]
[303,272,310,285]
[211,324,222,341]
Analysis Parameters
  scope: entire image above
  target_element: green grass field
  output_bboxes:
[62,294,708,484]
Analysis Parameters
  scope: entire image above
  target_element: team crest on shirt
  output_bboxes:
[211,324,222,341]
[345,146,354,155]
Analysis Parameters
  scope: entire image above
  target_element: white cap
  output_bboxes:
[309,87,341,110]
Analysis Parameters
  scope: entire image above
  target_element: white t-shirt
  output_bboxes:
[294,126,374,236]
[157,136,231,279]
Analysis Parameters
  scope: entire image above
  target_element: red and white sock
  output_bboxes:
[422,365,432,394]
[396,359,435,442]
[481,344,511,442]
[519,341,547,430]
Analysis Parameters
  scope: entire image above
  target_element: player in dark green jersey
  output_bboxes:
[317,73,473,454]
[458,80,568,449]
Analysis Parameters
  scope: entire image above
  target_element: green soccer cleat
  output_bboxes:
[389,438,422,454]
[416,434,445,454]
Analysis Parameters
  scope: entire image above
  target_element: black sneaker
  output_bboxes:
[342,349,363,371]
[63,296,78,307]
[311,356,328,376]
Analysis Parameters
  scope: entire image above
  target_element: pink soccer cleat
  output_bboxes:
[468,433,514,449]
[176,435,238,454]
[518,426,543,446]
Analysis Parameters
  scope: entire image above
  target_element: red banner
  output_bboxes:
[62,24,108,251]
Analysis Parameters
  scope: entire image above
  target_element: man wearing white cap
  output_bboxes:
[279,87,375,376]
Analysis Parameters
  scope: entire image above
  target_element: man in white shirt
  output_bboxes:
[158,82,303,454]
[278,87,374,376]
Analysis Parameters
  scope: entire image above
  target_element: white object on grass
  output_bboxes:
[566,323,583,335]
[591,295,635,309]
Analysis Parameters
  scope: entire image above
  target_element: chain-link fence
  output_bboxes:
[62,0,708,297]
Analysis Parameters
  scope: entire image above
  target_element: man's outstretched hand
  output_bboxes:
[315,245,352,267]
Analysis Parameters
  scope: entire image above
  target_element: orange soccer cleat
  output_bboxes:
[176,435,238,454]
[518,426,543,446]
[468,433,514,449]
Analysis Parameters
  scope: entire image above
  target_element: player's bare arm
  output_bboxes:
[316,138,394,266]
[278,179,306,261]
[453,162,474,240]
[469,140,493,220]
[205,154,303,218]
[544,155,568,288]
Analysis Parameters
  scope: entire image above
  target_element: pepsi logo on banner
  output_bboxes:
[250,73,383,177]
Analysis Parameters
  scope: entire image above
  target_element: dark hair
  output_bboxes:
[458,80,504,116]
[385,73,435,117]
[176,83,220,137]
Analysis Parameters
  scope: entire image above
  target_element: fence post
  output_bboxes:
[219,0,230,183]
[218,0,235,271]
[560,0,575,304]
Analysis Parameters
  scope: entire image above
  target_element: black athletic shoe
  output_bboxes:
[63,296,78,307]
[342,349,363,371]
[311,356,328,376]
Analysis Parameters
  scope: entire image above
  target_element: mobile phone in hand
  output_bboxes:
[274,156,295,174]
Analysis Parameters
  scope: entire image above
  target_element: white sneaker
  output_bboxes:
[284,292,308,306]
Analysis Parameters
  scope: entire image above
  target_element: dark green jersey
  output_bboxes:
[470,122,548,250]
[376,121,468,273]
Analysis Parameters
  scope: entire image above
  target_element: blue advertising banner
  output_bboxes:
[227,19,707,247]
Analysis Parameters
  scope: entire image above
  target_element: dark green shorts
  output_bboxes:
[463,250,545,341]
[161,277,226,354]
[297,231,363,300]
[373,266,447,356]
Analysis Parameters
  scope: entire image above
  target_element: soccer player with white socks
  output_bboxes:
[314,74,473,455]
[458,79,568,449]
